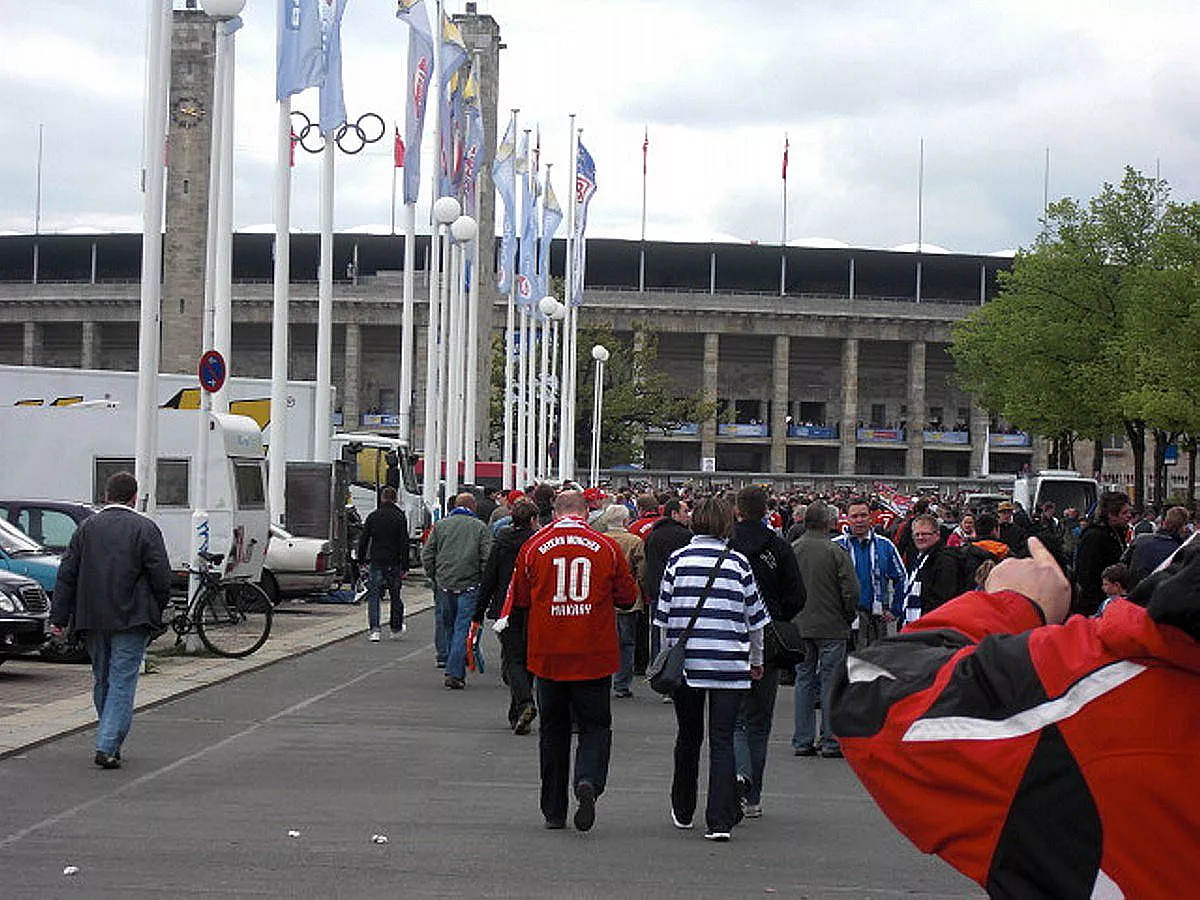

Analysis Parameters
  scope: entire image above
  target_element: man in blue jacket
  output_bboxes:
[833,498,905,649]
[50,471,172,769]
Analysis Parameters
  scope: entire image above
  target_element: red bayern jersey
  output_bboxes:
[507,516,638,681]
[629,515,660,540]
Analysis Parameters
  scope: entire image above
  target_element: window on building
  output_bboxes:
[929,406,944,427]
[378,388,396,415]
[869,404,886,427]
[734,399,762,423]
[1102,434,1126,451]
[798,402,826,425]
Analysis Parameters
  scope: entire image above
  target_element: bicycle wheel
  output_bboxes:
[195,581,273,658]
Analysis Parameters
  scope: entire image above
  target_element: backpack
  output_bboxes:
[942,543,1002,597]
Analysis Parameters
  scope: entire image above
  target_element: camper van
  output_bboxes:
[1012,470,1099,516]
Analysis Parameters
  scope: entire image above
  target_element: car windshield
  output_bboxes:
[0,518,48,555]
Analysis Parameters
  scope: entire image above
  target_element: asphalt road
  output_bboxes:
[0,608,981,899]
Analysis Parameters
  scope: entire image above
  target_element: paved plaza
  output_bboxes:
[0,585,979,898]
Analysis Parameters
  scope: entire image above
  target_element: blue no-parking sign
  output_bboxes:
[198,350,226,394]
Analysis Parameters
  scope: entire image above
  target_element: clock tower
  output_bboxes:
[161,6,217,375]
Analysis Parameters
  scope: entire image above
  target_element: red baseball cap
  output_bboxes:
[506,490,524,505]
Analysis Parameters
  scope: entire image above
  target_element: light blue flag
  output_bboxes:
[439,70,465,201]
[538,177,563,304]
[317,0,348,136]
[461,71,486,217]
[276,0,323,101]
[396,0,434,205]
[492,117,517,293]
[515,132,537,306]
[570,140,597,306]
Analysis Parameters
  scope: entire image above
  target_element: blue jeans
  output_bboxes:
[793,638,846,752]
[733,666,780,804]
[85,628,150,756]
[365,563,404,632]
[614,613,637,694]
[439,586,478,679]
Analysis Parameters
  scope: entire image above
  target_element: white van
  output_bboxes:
[1012,470,1099,516]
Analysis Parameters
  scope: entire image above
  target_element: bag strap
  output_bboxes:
[675,545,733,647]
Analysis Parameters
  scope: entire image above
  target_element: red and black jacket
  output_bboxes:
[830,591,1200,899]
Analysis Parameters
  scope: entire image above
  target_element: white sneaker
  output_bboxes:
[741,802,762,818]
[670,809,694,830]
[368,630,381,642]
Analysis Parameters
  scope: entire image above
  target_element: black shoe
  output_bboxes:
[514,704,537,735]
[819,746,844,759]
[94,751,121,770]
[573,780,596,832]
[777,669,797,687]
[443,675,465,690]
[793,745,817,757]
[735,774,752,802]
[544,818,566,830]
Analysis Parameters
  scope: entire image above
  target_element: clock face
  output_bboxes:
[173,96,206,128]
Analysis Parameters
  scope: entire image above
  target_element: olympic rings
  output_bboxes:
[289,111,386,156]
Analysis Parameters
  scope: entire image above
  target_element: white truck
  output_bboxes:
[0,401,269,583]
[1012,469,1099,516]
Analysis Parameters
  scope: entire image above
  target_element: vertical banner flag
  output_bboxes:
[277,0,324,101]
[782,135,789,180]
[394,127,405,167]
[571,140,596,306]
[461,68,485,217]
[316,0,348,135]
[538,176,563,304]
[642,127,649,175]
[396,0,433,204]
[515,131,535,304]
[438,13,469,200]
[492,116,517,293]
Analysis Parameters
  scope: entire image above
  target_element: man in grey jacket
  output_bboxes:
[791,502,859,758]
[422,492,492,689]
[50,471,172,769]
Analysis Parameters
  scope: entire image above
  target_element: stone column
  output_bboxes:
[23,322,41,366]
[838,337,859,475]
[771,334,789,472]
[81,321,99,369]
[343,323,361,429]
[906,340,926,478]
[701,333,719,465]
[969,398,991,477]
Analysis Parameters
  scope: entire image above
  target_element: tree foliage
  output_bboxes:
[951,166,1200,505]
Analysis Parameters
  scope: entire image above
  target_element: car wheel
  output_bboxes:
[40,634,90,664]
[260,569,281,606]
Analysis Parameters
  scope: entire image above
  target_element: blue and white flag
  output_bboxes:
[460,70,486,217]
[396,0,434,205]
[439,69,466,201]
[492,116,517,294]
[538,177,563,304]
[570,140,596,306]
[515,132,537,306]
[276,0,324,101]
[317,0,348,136]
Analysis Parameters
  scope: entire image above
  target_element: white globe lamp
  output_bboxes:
[201,0,246,19]
[433,196,462,225]
[591,344,610,362]
[450,215,478,243]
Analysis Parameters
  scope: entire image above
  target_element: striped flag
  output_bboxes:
[396,0,433,204]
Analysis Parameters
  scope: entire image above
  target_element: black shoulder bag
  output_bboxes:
[647,546,732,695]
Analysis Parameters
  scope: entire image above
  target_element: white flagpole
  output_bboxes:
[399,202,417,442]
[314,142,335,462]
[565,120,581,481]
[515,128,532,486]
[537,312,550,480]
[981,424,991,478]
[445,238,463,494]
[268,97,292,526]
[639,126,646,292]
[422,0,445,511]
[212,22,236,415]
[464,203,480,486]
[33,123,43,285]
[135,0,171,513]
[915,136,924,304]
[779,133,787,297]
[558,114,577,481]
[501,108,519,490]
[391,126,398,236]
[435,227,452,501]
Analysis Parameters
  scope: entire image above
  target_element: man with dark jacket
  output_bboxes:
[474,498,539,733]
[50,471,171,769]
[1075,491,1132,615]
[730,485,806,817]
[792,502,859,757]
[357,486,411,642]
[641,499,692,660]
[900,514,960,624]
[1127,505,1190,588]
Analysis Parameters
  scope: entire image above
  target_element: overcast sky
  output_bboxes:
[4,0,1200,254]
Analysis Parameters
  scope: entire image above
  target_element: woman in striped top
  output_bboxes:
[654,495,769,841]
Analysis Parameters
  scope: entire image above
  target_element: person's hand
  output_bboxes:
[984,537,1071,624]
[492,616,509,633]
[750,664,764,681]
[49,624,65,638]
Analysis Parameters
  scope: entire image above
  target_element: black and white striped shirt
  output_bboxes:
[654,536,769,690]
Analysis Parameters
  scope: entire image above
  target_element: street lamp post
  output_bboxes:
[548,300,567,476]
[589,344,609,487]
[422,196,461,512]
[536,296,559,480]
[447,214,477,495]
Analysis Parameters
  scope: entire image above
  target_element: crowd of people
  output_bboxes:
[388,476,1199,892]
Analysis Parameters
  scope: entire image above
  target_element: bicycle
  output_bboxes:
[170,550,273,658]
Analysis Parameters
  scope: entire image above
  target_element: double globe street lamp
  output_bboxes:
[589,344,610,487]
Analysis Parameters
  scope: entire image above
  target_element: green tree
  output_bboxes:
[951,167,1170,502]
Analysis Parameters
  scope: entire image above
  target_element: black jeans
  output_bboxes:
[500,608,535,725]
[537,676,612,824]
[671,684,747,832]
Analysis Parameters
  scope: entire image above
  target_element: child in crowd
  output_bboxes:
[1096,563,1131,615]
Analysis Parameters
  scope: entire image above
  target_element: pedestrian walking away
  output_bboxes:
[830,536,1200,898]
[505,490,638,832]
[357,486,410,642]
[49,471,172,769]
[594,504,647,700]
[422,492,492,688]
[655,495,769,841]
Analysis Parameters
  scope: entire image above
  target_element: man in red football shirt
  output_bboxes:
[506,490,638,832]
[628,493,661,540]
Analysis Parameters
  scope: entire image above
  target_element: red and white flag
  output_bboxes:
[782,135,789,181]
[394,128,405,168]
